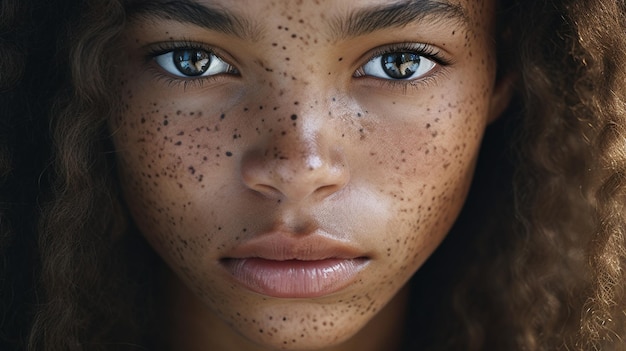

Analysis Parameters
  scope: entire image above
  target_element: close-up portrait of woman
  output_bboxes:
[2,0,626,350]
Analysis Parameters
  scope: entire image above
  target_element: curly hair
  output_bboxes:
[567,1,626,348]
[27,2,154,350]
[16,0,626,350]
[421,1,626,350]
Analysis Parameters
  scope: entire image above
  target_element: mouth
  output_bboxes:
[219,232,370,298]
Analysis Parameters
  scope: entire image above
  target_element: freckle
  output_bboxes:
[225,151,233,157]
[163,120,169,126]
[243,107,249,112]
[176,110,182,115]
[140,118,146,124]
[291,34,297,38]
[338,57,343,61]
[357,112,362,117]
[220,113,226,120]
[272,43,278,46]
[293,101,299,105]
[285,57,290,61]
[175,141,182,146]
[290,114,298,120]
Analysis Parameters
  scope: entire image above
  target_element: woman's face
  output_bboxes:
[111,0,508,349]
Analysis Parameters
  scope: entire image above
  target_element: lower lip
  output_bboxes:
[220,258,369,298]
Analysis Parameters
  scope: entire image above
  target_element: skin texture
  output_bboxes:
[110,0,512,350]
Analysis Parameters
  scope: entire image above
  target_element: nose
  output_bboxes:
[240,113,349,203]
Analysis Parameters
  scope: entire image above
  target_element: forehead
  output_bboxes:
[125,0,495,40]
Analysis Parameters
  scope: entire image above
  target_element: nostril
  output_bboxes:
[249,183,283,199]
[240,134,349,202]
[313,184,343,198]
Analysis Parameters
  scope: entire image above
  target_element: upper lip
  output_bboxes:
[221,230,367,261]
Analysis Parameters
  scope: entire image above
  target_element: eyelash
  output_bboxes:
[355,43,452,90]
[145,41,451,90]
[146,40,236,88]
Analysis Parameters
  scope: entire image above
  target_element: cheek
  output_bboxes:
[110,90,229,252]
[363,93,486,280]
[110,83,297,271]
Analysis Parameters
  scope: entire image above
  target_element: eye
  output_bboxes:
[154,48,237,78]
[357,52,436,80]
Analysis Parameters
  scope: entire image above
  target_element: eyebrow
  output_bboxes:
[125,0,468,41]
[331,0,469,39]
[126,0,258,40]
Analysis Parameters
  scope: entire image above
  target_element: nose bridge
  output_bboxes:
[240,93,349,202]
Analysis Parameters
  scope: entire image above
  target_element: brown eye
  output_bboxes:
[154,48,237,78]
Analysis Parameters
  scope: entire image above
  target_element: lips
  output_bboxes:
[220,232,370,298]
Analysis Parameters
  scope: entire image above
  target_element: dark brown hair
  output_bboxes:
[418,1,626,349]
[4,0,626,350]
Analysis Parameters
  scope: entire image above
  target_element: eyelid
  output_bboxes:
[351,42,452,93]
[145,40,240,79]
[354,42,452,78]
[146,40,234,62]
[366,42,452,66]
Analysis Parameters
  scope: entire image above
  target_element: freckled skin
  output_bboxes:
[110,0,511,350]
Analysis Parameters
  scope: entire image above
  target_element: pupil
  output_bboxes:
[382,53,421,79]
[174,49,211,76]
